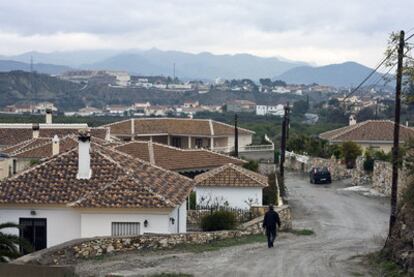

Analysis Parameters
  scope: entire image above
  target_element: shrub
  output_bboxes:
[189,191,196,210]
[242,160,259,172]
[341,141,362,169]
[200,210,237,231]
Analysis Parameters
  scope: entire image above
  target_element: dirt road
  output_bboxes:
[76,172,389,277]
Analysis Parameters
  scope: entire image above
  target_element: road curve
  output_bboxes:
[76,172,389,277]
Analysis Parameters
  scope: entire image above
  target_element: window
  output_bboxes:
[195,138,203,148]
[171,137,182,148]
[19,218,47,254]
[111,222,140,236]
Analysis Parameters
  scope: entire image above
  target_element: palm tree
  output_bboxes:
[0,222,32,262]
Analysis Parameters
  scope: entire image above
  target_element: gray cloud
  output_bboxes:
[0,0,412,67]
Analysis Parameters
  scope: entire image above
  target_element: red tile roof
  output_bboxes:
[114,141,245,171]
[0,126,108,148]
[194,163,268,187]
[104,118,254,137]
[319,120,414,143]
[0,144,194,209]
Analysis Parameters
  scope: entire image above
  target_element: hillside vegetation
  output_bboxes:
[0,71,305,111]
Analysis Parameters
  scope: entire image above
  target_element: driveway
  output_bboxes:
[76,172,389,277]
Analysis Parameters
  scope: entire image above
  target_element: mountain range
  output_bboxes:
[0,49,386,87]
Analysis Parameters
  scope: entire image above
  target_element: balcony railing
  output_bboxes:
[211,144,274,153]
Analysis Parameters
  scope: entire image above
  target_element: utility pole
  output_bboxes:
[234,113,239,158]
[389,30,405,234]
[286,102,290,140]
[279,103,290,179]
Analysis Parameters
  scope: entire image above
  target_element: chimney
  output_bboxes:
[52,135,60,156]
[45,109,52,124]
[349,114,357,126]
[32,123,40,139]
[77,129,91,180]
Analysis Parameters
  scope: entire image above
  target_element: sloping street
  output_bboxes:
[76,172,389,277]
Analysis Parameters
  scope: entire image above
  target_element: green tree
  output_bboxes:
[242,160,259,172]
[341,141,362,169]
[0,222,32,262]
[292,100,309,115]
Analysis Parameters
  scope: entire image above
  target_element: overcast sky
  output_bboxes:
[0,0,412,67]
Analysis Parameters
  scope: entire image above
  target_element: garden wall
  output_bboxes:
[372,160,409,197]
[15,206,292,266]
[351,156,372,186]
[284,154,351,181]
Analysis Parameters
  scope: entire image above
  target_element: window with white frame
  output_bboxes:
[111,222,140,236]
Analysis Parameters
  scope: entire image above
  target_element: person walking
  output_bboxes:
[262,204,281,248]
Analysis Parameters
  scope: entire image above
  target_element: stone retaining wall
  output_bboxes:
[16,206,291,266]
[285,155,351,181]
[372,161,409,197]
[351,156,372,186]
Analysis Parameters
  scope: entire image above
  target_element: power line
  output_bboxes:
[342,29,414,101]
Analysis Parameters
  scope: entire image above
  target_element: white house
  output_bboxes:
[0,131,193,252]
[256,104,284,116]
[103,118,255,153]
[194,163,268,209]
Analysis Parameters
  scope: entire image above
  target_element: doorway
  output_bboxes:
[19,218,47,254]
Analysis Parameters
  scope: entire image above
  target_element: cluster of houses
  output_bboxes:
[65,101,223,117]
[0,114,272,253]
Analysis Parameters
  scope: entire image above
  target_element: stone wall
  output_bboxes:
[284,155,351,181]
[16,206,291,266]
[372,161,409,197]
[187,205,291,229]
[351,156,372,186]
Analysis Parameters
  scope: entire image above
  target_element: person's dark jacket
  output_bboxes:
[262,210,281,231]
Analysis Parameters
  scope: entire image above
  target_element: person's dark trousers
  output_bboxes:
[266,228,276,248]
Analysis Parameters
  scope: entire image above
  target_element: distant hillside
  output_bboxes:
[0,71,303,111]
[0,60,72,75]
[276,61,386,87]
[2,49,308,80]
[0,71,83,109]
[86,48,308,80]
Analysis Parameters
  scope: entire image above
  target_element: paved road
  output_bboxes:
[76,172,389,277]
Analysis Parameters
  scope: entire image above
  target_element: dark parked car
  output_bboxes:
[309,167,332,184]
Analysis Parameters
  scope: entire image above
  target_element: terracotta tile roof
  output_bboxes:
[0,126,108,147]
[319,120,414,142]
[104,118,254,137]
[194,163,268,187]
[114,141,246,171]
[0,143,193,209]
[13,137,78,159]
[2,138,50,155]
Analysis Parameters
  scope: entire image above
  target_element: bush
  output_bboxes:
[200,210,237,231]
[189,191,196,210]
[341,141,362,169]
[242,160,259,172]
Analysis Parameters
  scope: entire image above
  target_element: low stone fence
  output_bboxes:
[16,205,291,266]
[187,205,291,228]
[351,156,372,186]
[284,153,351,181]
[372,160,409,197]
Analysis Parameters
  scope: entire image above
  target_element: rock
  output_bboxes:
[106,245,114,253]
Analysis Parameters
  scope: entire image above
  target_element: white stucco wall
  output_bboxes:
[194,186,263,209]
[0,205,188,249]
[0,207,81,248]
[168,201,187,233]
[227,134,253,148]
[80,212,173,237]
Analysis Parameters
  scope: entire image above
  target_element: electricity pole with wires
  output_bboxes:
[389,30,405,234]
[233,113,239,158]
[279,103,290,179]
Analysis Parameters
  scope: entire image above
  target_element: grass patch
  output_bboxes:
[171,234,266,253]
[148,273,193,277]
[367,252,410,277]
[289,229,315,236]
